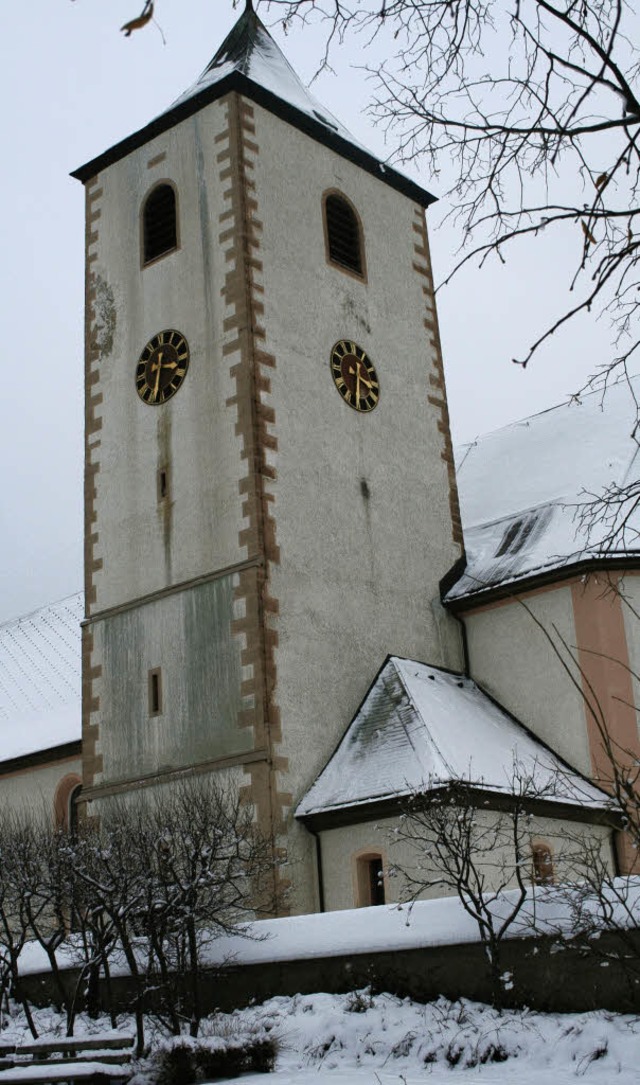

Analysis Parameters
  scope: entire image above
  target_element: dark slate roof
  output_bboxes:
[71,4,435,208]
[446,377,640,606]
[297,656,610,821]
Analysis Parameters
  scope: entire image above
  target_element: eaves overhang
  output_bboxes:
[442,554,640,614]
[0,740,82,778]
[71,70,437,210]
[297,783,618,834]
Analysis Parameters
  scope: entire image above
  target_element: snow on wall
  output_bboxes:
[19,877,640,975]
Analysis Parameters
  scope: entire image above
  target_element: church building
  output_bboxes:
[2,3,638,917]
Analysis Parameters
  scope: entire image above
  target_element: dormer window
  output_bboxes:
[143,183,178,265]
[495,514,537,557]
[324,191,365,279]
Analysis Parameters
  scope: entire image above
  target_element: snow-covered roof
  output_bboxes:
[297,656,609,820]
[168,4,353,144]
[72,6,434,210]
[0,592,83,762]
[448,378,640,604]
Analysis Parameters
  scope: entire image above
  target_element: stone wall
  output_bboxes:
[19,929,640,1017]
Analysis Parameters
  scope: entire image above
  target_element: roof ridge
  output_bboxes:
[457,371,640,451]
[0,590,83,633]
[392,659,457,783]
[199,2,263,80]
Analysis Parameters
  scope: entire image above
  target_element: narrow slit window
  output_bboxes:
[148,668,163,716]
[158,467,169,502]
[143,184,178,265]
[324,193,364,277]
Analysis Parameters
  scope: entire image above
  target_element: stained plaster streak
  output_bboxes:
[194,116,215,337]
[92,276,116,358]
[98,577,248,784]
[156,411,173,584]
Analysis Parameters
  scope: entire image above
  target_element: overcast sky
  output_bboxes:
[0,0,615,623]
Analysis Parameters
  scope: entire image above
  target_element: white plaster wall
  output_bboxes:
[92,762,245,817]
[89,101,245,613]
[463,588,593,775]
[319,812,614,912]
[0,758,81,819]
[87,89,465,913]
[250,104,464,911]
[91,574,248,787]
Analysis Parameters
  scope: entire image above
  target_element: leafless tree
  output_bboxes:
[0,812,41,1038]
[107,0,640,372]
[519,588,640,852]
[507,594,640,1000]
[393,771,569,1007]
[147,779,276,1038]
[111,0,640,546]
[541,831,640,1003]
[0,778,278,1052]
[70,778,278,1051]
[273,0,639,370]
[277,0,640,554]
[0,812,80,1035]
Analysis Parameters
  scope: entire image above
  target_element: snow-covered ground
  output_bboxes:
[2,990,637,1084]
[212,991,639,1084]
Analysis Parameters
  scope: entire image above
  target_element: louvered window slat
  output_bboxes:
[326,194,363,276]
[143,184,178,265]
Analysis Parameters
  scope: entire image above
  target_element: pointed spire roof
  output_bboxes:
[167,1,352,144]
[72,5,435,207]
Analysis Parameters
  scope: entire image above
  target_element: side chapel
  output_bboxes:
[1,2,638,916]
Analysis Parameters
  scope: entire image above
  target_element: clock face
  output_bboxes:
[330,340,379,412]
[135,330,190,405]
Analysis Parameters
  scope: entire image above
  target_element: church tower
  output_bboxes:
[73,3,464,914]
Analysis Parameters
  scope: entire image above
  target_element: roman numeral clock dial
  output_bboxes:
[135,330,190,405]
[330,340,379,412]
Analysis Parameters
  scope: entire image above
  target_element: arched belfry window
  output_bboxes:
[324,192,365,279]
[143,183,178,265]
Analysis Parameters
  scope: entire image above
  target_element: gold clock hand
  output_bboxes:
[153,351,163,400]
